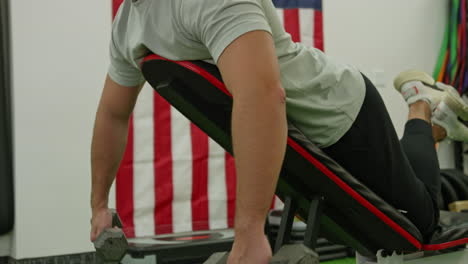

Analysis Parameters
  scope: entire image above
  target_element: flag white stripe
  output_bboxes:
[208,138,228,230]
[170,107,194,233]
[133,84,156,237]
[299,8,314,47]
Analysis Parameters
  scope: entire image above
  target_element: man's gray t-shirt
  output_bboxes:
[109,0,365,148]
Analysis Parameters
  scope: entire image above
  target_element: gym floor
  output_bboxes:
[119,255,357,264]
[323,258,355,264]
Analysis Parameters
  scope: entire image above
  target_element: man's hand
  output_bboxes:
[228,231,272,264]
[218,30,287,264]
[90,208,113,242]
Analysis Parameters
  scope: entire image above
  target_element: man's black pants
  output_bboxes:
[322,75,440,238]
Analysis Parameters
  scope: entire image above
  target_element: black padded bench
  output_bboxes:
[132,54,468,262]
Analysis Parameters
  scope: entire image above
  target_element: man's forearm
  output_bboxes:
[232,89,287,233]
[91,108,130,212]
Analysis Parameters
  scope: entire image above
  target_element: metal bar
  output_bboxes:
[274,196,297,253]
[303,196,323,250]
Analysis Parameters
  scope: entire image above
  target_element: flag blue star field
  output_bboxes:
[273,0,324,50]
[114,0,324,238]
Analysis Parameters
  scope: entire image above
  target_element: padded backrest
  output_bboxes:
[142,55,425,256]
[0,0,14,235]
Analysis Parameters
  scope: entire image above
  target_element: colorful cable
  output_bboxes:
[434,0,468,95]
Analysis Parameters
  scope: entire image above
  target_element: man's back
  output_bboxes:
[110,0,365,147]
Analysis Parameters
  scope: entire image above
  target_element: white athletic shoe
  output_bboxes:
[433,100,468,142]
[434,82,468,121]
[394,70,444,110]
[394,70,468,120]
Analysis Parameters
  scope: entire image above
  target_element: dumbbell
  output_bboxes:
[204,244,319,264]
[93,209,129,264]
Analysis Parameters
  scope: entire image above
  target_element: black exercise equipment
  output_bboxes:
[455,170,468,188]
[127,229,234,264]
[441,176,459,209]
[269,244,319,264]
[205,244,319,264]
[94,209,128,264]
[267,210,354,262]
[437,192,445,212]
[204,252,229,264]
[454,142,464,171]
[139,54,468,260]
[272,196,322,263]
[440,169,468,201]
[0,0,14,235]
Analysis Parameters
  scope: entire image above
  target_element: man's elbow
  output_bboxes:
[262,83,286,105]
[236,82,286,104]
[276,85,286,104]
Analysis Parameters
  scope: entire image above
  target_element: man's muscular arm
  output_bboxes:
[218,31,287,263]
[90,75,143,241]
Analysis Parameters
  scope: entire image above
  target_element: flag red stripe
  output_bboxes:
[116,116,136,238]
[112,0,124,17]
[314,10,324,51]
[153,94,174,234]
[191,124,210,231]
[225,153,236,228]
[284,9,301,42]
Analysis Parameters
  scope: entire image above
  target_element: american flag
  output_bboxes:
[113,0,324,238]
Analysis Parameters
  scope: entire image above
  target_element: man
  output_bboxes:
[90,0,468,263]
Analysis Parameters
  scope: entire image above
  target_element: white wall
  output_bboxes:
[0,234,11,256]
[323,0,453,168]
[8,0,113,259]
[324,0,447,136]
